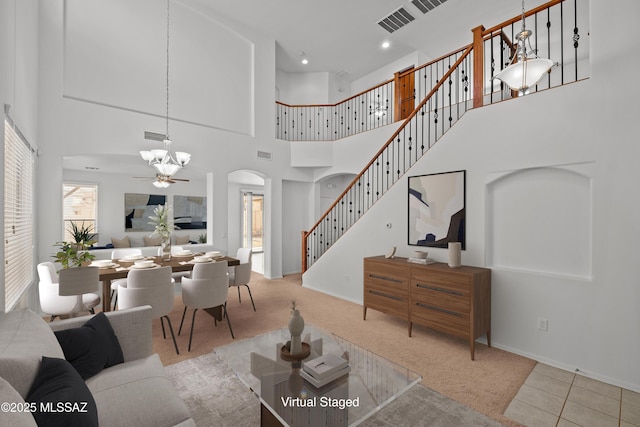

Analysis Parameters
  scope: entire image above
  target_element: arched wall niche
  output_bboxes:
[486,165,593,280]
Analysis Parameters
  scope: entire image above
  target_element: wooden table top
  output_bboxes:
[93,255,240,281]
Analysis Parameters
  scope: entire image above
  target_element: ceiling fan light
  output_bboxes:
[153,179,170,188]
[175,151,191,166]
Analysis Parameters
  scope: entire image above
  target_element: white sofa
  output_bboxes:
[0,306,195,427]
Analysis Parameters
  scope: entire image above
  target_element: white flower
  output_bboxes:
[148,204,179,239]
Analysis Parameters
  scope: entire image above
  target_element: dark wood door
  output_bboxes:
[395,67,415,121]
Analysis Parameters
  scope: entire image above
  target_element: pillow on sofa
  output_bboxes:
[0,309,65,398]
[143,236,161,246]
[26,357,98,427]
[54,312,124,380]
[174,235,190,245]
[111,236,130,248]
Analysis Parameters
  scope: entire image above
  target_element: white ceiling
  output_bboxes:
[195,0,550,82]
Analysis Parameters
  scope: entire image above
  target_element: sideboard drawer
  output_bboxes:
[410,300,469,339]
[411,285,469,314]
[364,260,409,294]
[411,271,470,297]
[364,285,409,320]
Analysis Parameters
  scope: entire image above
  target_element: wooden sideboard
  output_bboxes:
[363,256,491,360]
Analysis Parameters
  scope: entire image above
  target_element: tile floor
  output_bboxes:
[505,363,640,427]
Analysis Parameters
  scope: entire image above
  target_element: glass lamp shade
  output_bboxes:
[494,57,554,93]
[153,162,181,176]
[175,151,191,166]
[150,149,168,162]
[140,150,154,162]
[153,179,170,188]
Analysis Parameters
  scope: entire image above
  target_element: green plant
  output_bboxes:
[148,204,178,240]
[53,241,95,269]
[67,221,97,248]
[198,233,206,243]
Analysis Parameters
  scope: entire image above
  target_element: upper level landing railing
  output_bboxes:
[301,0,587,272]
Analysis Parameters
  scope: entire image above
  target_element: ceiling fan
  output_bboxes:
[134,173,190,188]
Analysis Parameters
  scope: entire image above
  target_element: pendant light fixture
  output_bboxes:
[493,0,555,96]
[140,0,190,187]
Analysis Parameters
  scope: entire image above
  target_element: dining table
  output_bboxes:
[93,254,239,312]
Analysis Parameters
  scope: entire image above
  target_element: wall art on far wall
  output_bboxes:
[173,195,207,230]
[124,193,166,231]
[408,170,465,249]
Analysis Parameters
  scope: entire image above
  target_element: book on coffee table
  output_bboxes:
[300,364,350,388]
[302,353,348,380]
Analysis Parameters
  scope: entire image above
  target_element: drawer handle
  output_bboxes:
[369,274,403,284]
[416,302,462,317]
[416,283,463,296]
[369,289,403,301]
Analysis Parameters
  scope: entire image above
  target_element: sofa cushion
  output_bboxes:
[86,354,192,427]
[143,236,161,247]
[26,357,98,427]
[111,236,131,248]
[54,312,124,380]
[0,376,37,427]
[175,235,190,245]
[0,309,64,398]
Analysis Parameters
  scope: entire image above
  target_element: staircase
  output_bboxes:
[301,0,586,272]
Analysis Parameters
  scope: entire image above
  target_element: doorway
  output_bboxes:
[242,191,264,272]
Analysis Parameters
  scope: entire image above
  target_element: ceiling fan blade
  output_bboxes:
[170,178,190,182]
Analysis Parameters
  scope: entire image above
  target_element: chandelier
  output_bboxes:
[493,0,555,96]
[139,0,190,187]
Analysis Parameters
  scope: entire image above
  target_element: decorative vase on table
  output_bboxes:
[161,236,172,261]
[148,204,178,262]
[288,301,305,355]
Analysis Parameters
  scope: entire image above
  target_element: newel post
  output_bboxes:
[301,231,308,273]
[472,25,485,109]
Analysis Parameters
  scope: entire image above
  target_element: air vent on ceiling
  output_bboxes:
[411,0,448,14]
[144,131,166,142]
[377,7,415,34]
[257,150,272,161]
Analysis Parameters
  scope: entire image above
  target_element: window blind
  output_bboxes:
[4,117,35,311]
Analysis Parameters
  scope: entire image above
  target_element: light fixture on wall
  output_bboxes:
[139,0,190,187]
[493,0,555,96]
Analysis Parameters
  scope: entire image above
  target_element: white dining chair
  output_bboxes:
[117,266,180,354]
[37,262,100,321]
[179,261,234,351]
[110,248,143,309]
[228,247,255,311]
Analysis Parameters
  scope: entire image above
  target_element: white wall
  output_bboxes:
[276,69,330,105]
[35,0,314,284]
[304,0,640,393]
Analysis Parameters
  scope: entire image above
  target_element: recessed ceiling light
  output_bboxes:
[301,58,309,65]
[382,41,390,49]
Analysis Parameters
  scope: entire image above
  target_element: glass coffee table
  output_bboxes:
[214,325,422,426]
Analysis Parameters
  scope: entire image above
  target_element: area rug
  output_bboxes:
[165,351,503,427]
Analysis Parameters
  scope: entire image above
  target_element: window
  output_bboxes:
[4,117,35,311]
[63,183,98,243]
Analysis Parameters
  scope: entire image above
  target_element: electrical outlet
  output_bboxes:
[537,318,548,332]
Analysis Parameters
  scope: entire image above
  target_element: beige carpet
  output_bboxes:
[153,273,533,426]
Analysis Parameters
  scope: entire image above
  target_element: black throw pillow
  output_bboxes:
[26,357,99,427]
[54,312,124,379]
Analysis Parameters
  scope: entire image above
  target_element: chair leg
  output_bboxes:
[237,286,241,303]
[49,315,57,322]
[160,316,167,339]
[113,293,118,310]
[188,308,198,352]
[89,308,95,314]
[244,285,256,311]
[223,304,235,339]
[162,315,180,355]
[178,306,188,335]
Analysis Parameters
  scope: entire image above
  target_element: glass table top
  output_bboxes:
[214,325,422,427]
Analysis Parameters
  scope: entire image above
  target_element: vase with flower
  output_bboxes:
[148,204,178,261]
